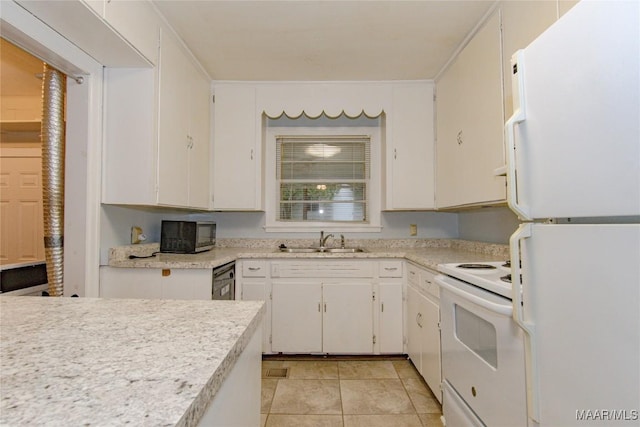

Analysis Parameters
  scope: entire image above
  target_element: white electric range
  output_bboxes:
[435,260,528,426]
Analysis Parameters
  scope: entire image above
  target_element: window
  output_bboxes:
[276,135,370,223]
[264,119,381,232]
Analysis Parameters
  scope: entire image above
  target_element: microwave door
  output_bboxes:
[505,0,639,220]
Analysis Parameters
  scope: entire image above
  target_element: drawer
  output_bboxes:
[241,260,267,277]
[420,269,439,299]
[379,260,403,278]
[271,260,374,278]
[407,263,421,286]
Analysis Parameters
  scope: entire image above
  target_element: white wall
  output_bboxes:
[101,204,522,258]
[100,205,458,257]
[457,206,520,244]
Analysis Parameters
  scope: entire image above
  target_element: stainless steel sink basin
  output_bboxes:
[322,248,366,253]
[278,247,366,253]
[279,248,321,253]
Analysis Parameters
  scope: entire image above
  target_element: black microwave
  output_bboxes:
[160,221,216,254]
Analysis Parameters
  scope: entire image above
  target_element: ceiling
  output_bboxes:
[152,0,495,81]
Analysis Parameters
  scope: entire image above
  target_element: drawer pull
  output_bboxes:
[384,267,398,271]
[248,267,261,271]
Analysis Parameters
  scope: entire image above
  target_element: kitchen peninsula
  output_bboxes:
[0,296,264,426]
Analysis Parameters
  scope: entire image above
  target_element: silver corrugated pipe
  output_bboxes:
[41,64,66,297]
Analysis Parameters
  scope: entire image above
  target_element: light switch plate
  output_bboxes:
[409,224,417,236]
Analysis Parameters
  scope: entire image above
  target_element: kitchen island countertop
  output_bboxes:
[0,296,264,426]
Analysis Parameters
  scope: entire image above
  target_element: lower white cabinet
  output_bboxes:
[237,258,404,355]
[322,282,374,354]
[378,282,404,353]
[271,281,323,353]
[406,264,442,403]
[99,267,211,300]
[271,281,374,354]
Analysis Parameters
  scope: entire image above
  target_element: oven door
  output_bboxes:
[436,274,528,427]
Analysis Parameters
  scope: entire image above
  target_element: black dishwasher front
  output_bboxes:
[212,261,235,300]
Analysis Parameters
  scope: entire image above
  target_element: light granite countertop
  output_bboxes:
[108,239,509,271]
[0,296,265,427]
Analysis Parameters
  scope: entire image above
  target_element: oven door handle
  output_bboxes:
[435,276,513,316]
[510,223,539,423]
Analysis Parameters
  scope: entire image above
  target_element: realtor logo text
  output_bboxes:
[576,409,639,422]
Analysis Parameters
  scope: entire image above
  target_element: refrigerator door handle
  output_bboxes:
[505,50,531,221]
[510,223,539,422]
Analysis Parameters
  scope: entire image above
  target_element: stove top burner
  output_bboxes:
[457,263,497,270]
[500,274,512,283]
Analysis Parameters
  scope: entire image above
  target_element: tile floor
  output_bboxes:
[261,357,442,427]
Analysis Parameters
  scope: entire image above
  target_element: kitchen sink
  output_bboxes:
[278,248,321,253]
[278,247,366,253]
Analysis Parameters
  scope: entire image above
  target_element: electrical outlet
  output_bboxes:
[131,226,143,244]
[409,224,417,236]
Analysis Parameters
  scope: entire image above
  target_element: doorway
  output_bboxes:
[0,3,104,296]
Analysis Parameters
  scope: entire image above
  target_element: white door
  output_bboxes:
[157,28,189,207]
[378,282,404,353]
[406,285,423,373]
[420,295,441,403]
[271,281,322,353]
[507,1,639,219]
[0,152,45,266]
[322,282,373,354]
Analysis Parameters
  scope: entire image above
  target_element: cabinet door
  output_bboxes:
[160,269,211,300]
[99,267,160,299]
[387,83,435,209]
[421,295,442,403]
[406,285,423,373]
[436,11,505,208]
[157,28,189,207]
[212,84,259,210]
[271,281,322,353]
[187,63,211,209]
[378,282,404,354]
[322,282,373,354]
[241,281,271,353]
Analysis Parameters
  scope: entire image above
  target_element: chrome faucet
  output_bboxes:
[319,231,334,248]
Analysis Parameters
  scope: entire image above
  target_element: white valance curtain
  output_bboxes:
[256,82,390,119]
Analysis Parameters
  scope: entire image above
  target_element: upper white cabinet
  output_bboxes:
[385,83,435,210]
[103,27,211,209]
[435,10,505,209]
[157,29,211,209]
[212,84,261,210]
[435,1,568,209]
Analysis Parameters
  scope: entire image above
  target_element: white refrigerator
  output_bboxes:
[503,1,640,425]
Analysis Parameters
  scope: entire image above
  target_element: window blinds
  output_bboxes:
[276,135,370,222]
